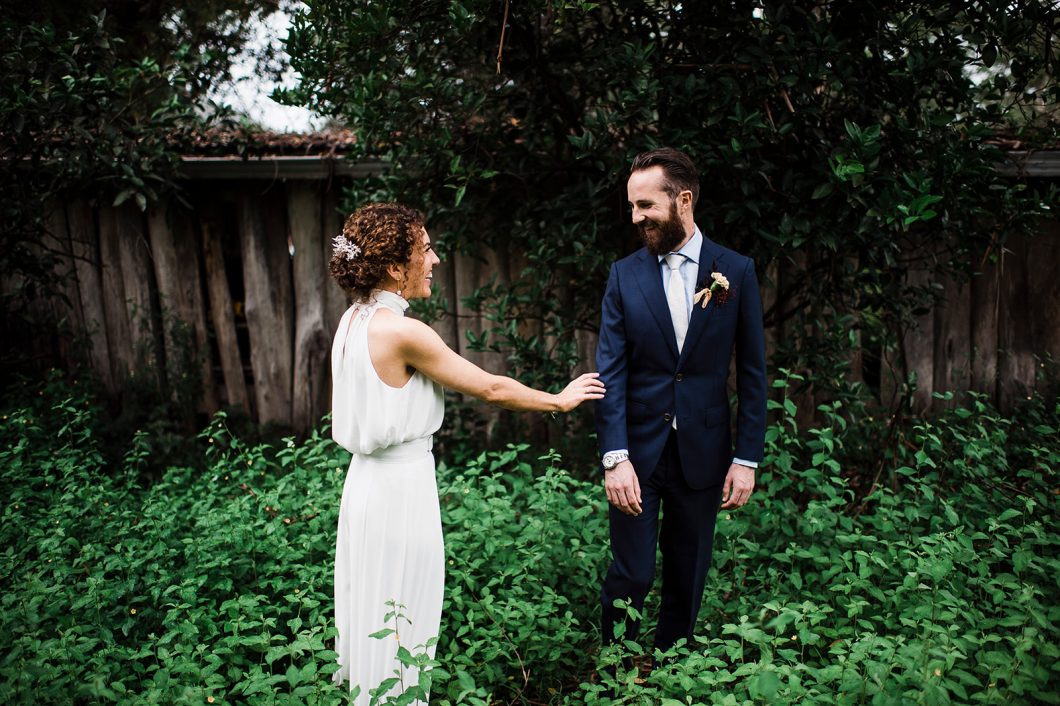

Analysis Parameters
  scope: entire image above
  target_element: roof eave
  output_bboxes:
[178,155,386,180]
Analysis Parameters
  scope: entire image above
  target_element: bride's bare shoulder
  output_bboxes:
[369,309,437,342]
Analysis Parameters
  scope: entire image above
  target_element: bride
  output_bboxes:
[327,202,604,703]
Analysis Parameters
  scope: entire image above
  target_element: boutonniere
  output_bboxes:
[693,271,730,308]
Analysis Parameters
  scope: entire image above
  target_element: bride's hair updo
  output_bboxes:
[329,202,426,301]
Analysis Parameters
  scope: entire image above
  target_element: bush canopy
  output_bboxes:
[284,0,1056,413]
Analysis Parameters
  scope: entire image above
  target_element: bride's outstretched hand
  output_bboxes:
[556,372,606,412]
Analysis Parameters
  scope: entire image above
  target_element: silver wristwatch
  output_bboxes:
[602,451,630,470]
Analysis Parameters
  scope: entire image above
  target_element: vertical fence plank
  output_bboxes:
[904,267,935,413]
[322,185,350,335]
[115,202,163,387]
[878,337,902,411]
[427,216,462,352]
[201,212,250,413]
[997,232,1036,411]
[1024,220,1060,397]
[777,251,817,422]
[970,250,1000,400]
[932,273,971,408]
[13,203,72,371]
[452,250,505,374]
[42,201,83,364]
[429,257,460,352]
[289,182,331,434]
[97,207,136,386]
[67,200,114,394]
[450,248,508,437]
[147,199,219,413]
[239,186,294,427]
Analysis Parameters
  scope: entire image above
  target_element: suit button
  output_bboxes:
[663,413,672,422]
[675,373,684,382]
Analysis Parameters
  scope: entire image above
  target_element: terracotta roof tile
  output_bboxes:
[182,127,358,156]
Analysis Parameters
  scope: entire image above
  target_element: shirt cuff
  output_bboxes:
[732,457,758,469]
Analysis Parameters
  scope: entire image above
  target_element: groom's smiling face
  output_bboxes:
[628,166,692,256]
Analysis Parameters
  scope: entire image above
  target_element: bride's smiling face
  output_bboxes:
[399,227,440,300]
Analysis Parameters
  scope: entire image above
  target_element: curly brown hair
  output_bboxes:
[329,202,426,301]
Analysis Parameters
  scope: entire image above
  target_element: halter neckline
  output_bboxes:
[370,289,409,315]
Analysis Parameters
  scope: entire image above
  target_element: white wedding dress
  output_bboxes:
[330,289,445,704]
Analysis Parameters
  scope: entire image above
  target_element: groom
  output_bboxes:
[595,147,767,655]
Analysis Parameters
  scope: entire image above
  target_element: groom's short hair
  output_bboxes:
[631,148,700,208]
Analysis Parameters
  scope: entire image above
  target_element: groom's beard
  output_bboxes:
[637,201,687,256]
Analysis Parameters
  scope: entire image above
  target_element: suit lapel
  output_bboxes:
[678,236,726,365]
[632,249,679,360]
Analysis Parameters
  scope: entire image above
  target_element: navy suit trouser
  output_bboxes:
[600,430,724,652]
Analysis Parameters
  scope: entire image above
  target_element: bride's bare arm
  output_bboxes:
[392,316,604,412]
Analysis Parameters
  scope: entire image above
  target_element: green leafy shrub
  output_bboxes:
[283,0,1055,426]
[434,446,608,703]
[1,376,1057,703]
[583,381,1060,704]
[1,385,346,704]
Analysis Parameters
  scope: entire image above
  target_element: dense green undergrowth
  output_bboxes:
[1,375,1057,705]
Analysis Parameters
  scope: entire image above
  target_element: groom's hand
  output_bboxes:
[604,461,642,516]
[720,463,755,509]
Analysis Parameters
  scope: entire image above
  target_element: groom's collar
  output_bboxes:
[656,226,703,265]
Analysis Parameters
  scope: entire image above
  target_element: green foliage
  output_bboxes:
[1,380,345,703]
[583,377,1060,704]
[1,12,191,290]
[435,445,608,702]
[283,0,1056,423]
[1,376,1057,703]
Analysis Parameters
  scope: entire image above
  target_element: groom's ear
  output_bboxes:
[678,189,693,212]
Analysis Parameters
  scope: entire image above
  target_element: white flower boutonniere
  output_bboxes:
[693,271,730,308]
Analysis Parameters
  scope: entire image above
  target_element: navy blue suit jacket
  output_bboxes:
[594,235,767,490]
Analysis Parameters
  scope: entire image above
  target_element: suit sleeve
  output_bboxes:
[595,263,629,465]
[733,257,767,463]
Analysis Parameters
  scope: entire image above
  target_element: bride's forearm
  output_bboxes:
[481,375,561,412]
[399,321,574,412]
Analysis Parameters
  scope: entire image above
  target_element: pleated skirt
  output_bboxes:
[332,437,445,704]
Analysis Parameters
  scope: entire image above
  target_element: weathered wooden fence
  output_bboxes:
[10,154,1059,432]
[16,155,523,434]
[901,222,1060,413]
